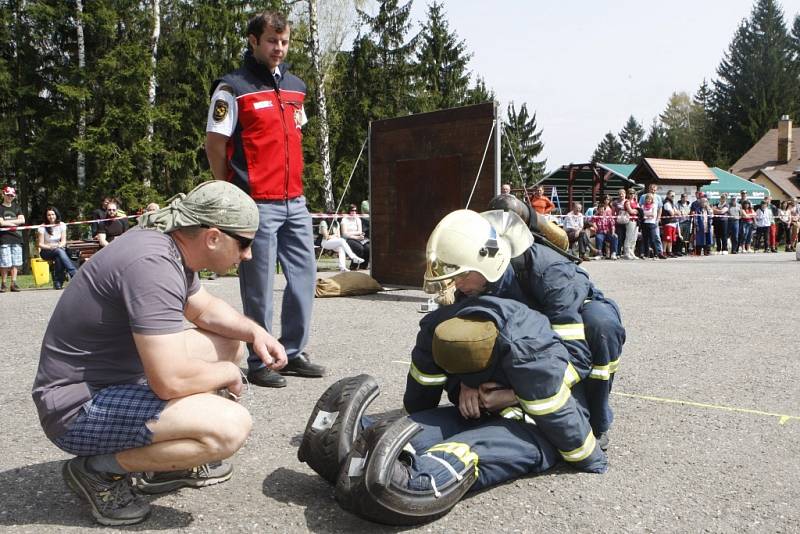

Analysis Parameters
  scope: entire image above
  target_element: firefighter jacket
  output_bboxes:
[482,243,600,373]
[404,295,608,474]
[213,51,306,200]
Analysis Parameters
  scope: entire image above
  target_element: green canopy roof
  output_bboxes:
[701,168,770,200]
[599,163,637,177]
[539,163,639,212]
[538,163,771,211]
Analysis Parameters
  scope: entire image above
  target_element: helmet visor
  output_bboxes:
[424,256,470,284]
[429,258,461,279]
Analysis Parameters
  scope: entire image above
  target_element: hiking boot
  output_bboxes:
[62,457,150,526]
[9,281,20,292]
[280,353,326,377]
[0,283,6,292]
[133,461,233,495]
[247,366,287,388]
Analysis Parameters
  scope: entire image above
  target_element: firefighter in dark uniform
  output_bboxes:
[299,294,606,526]
[403,294,607,476]
[423,208,625,445]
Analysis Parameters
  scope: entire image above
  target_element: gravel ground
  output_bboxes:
[1,253,798,533]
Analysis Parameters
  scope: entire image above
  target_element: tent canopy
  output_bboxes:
[538,161,770,211]
[701,167,770,201]
[539,162,639,212]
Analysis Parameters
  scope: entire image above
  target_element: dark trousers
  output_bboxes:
[404,406,560,492]
[39,248,77,283]
[346,238,370,269]
[582,296,625,436]
[578,232,594,256]
[677,221,692,254]
[615,223,627,255]
[713,218,728,251]
[640,224,659,257]
[728,220,740,253]
[755,226,770,251]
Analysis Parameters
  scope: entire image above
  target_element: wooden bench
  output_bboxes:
[66,240,102,265]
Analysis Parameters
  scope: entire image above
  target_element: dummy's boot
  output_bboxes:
[298,374,380,484]
[335,417,477,526]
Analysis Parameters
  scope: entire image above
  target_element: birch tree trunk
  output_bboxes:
[308,0,335,212]
[76,0,86,191]
[144,0,160,188]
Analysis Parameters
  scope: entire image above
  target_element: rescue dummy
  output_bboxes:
[423,208,625,442]
[299,296,606,526]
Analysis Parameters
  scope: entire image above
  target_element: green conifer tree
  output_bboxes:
[711,0,798,162]
[618,115,646,164]
[336,0,417,203]
[415,1,471,111]
[591,132,623,163]
[643,119,670,159]
[502,102,546,186]
[464,75,495,105]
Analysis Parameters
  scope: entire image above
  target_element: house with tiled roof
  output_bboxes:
[729,116,800,201]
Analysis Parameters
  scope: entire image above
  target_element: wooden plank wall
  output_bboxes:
[370,102,497,287]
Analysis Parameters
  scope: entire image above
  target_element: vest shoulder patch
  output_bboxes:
[212,99,229,122]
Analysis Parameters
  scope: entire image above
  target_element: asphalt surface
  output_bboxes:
[1,253,798,533]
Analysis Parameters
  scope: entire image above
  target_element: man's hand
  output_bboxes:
[458,382,481,419]
[478,382,517,412]
[223,361,244,398]
[252,328,287,371]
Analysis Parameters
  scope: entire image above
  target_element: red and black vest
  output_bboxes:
[216,52,306,200]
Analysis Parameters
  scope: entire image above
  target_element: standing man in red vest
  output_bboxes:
[205,11,324,388]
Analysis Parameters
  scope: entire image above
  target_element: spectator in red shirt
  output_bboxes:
[529,185,555,215]
[592,195,618,259]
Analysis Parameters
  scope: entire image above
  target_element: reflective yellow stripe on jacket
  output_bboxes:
[589,358,620,380]
[500,407,524,420]
[409,362,447,386]
[560,431,597,462]
[517,362,580,416]
[552,323,586,341]
[426,442,479,477]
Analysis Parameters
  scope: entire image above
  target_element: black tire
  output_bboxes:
[335,418,468,526]
[298,374,379,484]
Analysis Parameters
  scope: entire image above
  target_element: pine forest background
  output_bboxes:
[1,0,800,227]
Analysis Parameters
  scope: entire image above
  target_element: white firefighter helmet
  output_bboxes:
[479,209,535,257]
[424,209,512,287]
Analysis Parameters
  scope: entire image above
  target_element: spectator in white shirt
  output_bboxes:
[562,202,584,251]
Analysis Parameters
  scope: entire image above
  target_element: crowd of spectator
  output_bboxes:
[313,202,370,272]
[0,189,160,291]
[548,187,799,261]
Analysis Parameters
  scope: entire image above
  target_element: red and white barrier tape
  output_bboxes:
[2,212,364,232]
[310,213,370,219]
[0,215,138,232]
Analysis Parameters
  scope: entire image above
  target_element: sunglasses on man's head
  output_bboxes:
[201,225,253,250]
